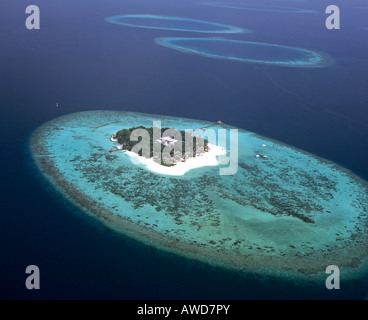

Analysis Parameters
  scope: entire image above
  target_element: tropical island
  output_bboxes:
[30,111,368,282]
[109,126,226,176]
[110,126,209,167]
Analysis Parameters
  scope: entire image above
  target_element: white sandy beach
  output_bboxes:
[124,143,226,175]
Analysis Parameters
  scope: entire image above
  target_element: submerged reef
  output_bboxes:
[155,38,332,67]
[30,111,368,282]
[201,2,318,13]
[105,14,249,33]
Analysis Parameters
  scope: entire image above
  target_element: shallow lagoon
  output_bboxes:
[30,111,368,282]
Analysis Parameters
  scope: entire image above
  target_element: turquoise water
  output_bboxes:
[105,14,248,33]
[30,111,368,282]
[155,38,331,67]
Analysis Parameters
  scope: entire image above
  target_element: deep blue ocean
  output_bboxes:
[1,0,368,299]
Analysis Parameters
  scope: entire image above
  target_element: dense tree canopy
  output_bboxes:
[113,127,208,166]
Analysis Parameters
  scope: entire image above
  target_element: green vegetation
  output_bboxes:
[113,126,208,166]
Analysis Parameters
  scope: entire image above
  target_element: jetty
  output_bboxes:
[198,121,224,130]
[94,121,120,129]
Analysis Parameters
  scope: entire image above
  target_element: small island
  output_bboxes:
[111,126,209,167]
[109,126,225,176]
